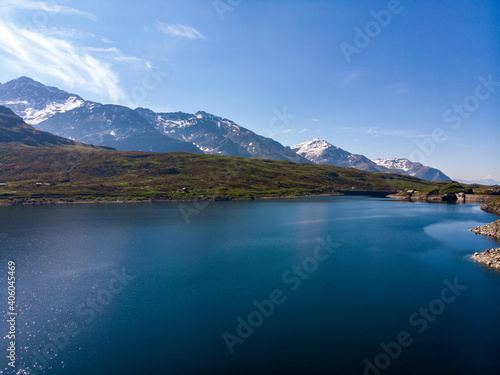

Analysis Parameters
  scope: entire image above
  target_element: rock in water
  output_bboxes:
[471,249,500,270]
[470,220,500,238]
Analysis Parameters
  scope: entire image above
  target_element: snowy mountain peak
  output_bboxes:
[195,110,222,122]
[292,138,337,152]
[292,139,355,165]
[0,77,84,124]
[372,158,418,172]
[11,76,42,88]
[292,138,336,152]
[0,76,82,102]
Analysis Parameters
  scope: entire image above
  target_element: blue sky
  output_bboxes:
[0,0,498,182]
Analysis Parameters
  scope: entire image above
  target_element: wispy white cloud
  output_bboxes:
[386,81,409,95]
[156,21,205,40]
[353,126,430,138]
[334,125,431,139]
[86,47,151,66]
[0,20,149,102]
[338,70,362,86]
[0,0,97,20]
[41,28,112,43]
[298,128,307,133]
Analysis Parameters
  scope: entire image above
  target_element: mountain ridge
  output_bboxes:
[0,77,452,180]
[0,77,307,161]
[135,107,308,162]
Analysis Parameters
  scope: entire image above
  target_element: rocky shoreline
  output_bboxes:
[388,191,498,203]
[472,249,500,270]
[0,192,346,207]
[469,197,500,270]
[470,220,500,238]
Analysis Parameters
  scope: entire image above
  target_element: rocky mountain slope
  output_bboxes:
[135,108,307,162]
[36,101,202,153]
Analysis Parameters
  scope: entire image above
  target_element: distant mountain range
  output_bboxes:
[457,178,500,187]
[0,76,451,181]
[292,138,385,173]
[135,108,306,162]
[292,139,451,181]
[0,77,305,162]
[372,157,451,182]
[0,77,201,154]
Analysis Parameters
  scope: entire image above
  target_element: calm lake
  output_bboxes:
[1,196,500,375]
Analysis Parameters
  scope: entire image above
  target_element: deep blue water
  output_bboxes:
[1,196,500,375]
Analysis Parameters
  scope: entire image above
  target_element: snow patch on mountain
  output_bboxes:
[136,108,307,162]
[291,138,350,164]
[0,76,85,125]
[24,96,84,125]
[372,157,451,181]
[372,158,414,172]
[292,138,361,165]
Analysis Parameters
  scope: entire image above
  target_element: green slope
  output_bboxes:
[0,144,442,204]
[0,105,80,147]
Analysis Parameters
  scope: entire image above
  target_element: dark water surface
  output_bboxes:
[1,196,500,375]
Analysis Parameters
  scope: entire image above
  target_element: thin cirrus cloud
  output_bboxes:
[156,21,205,40]
[0,1,151,104]
[338,70,362,87]
[0,0,97,20]
[386,82,409,95]
[0,19,149,103]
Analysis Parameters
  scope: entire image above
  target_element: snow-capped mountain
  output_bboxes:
[0,77,453,180]
[0,77,308,161]
[135,108,308,162]
[293,139,451,181]
[0,77,202,153]
[0,76,84,125]
[372,158,414,172]
[292,138,388,173]
[372,158,451,181]
[36,101,201,154]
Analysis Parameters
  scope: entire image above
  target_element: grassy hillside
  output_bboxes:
[0,144,443,204]
[0,105,80,147]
